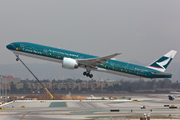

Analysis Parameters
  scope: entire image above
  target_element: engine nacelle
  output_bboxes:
[168,95,175,101]
[62,57,78,70]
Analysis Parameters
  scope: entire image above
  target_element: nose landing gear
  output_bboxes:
[16,57,19,61]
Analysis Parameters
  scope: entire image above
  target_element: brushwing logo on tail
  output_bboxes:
[150,56,172,69]
[148,50,177,72]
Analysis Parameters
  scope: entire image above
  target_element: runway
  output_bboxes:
[0,95,180,120]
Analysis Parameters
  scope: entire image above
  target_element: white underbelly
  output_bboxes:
[95,68,139,78]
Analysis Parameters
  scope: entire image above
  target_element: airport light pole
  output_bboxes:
[5,77,7,102]
[1,76,4,101]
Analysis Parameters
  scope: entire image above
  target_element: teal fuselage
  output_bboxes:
[6,42,172,78]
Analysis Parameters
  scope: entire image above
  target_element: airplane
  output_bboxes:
[150,93,180,101]
[6,42,177,79]
[167,91,180,100]
[167,94,180,100]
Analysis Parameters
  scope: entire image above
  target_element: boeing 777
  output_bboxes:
[6,42,177,79]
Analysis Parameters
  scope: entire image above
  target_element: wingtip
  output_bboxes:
[115,53,121,55]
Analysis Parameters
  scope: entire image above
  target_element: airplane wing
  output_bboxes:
[78,53,121,67]
[150,94,180,101]
[170,91,180,94]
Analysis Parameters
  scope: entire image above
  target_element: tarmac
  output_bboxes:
[0,95,180,120]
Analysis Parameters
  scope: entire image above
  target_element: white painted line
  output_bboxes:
[0,101,14,107]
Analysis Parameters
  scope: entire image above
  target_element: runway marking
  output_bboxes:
[176,108,179,117]
[49,102,67,107]
[83,102,96,109]
[20,112,29,120]
[104,103,112,107]
[83,102,91,108]
[65,102,68,107]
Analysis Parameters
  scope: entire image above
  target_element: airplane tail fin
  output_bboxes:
[147,50,177,72]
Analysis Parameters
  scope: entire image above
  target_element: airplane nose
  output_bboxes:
[6,44,11,49]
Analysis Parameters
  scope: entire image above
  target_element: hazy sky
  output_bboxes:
[1,0,180,66]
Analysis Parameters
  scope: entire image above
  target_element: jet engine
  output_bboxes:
[62,57,78,70]
[168,95,175,101]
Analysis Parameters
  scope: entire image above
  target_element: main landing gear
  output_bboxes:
[83,71,93,78]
